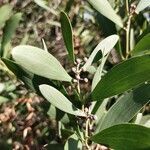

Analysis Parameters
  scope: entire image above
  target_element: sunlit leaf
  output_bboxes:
[91,124,150,150]
[12,45,72,82]
[88,0,123,28]
[39,84,85,116]
[60,11,75,62]
[83,35,119,70]
[135,0,150,14]
[92,55,108,90]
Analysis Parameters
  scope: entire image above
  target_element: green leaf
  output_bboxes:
[91,124,150,150]
[94,99,108,126]
[1,13,22,57]
[88,0,123,28]
[2,58,56,94]
[64,133,82,150]
[12,45,72,82]
[135,0,150,14]
[99,84,150,131]
[92,55,108,90]
[39,84,85,116]
[96,12,117,36]
[86,66,96,74]
[92,55,150,101]
[0,4,12,29]
[60,11,75,62]
[83,35,119,71]
[132,33,150,56]
[2,58,35,91]
[47,104,70,124]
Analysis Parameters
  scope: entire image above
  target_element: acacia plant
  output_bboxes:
[1,0,150,149]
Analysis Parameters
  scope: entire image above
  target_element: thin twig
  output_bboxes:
[125,0,132,58]
[85,118,90,149]
[125,15,131,57]
[126,0,129,15]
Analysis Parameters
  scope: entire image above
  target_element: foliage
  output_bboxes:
[0,0,150,149]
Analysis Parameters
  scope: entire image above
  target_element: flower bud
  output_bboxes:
[72,67,76,73]
[84,78,88,83]
[76,58,82,64]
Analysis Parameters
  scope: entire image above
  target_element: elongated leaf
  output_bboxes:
[83,35,119,70]
[99,84,150,131]
[135,0,150,14]
[91,124,150,150]
[60,11,75,62]
[39,84,85,116]
[12,45,72,82]
[132,33,150,56]
[2,58,56,95]
[1,13,22,57]
[92,55,108,90]
[47,104,70,124]
[0,4,12,29]
[92,55,150,101]
[64,133,82,150]
[96,13,117,36]
[88,0,123,28]
[94,99,108,122]
[2,58,35,91]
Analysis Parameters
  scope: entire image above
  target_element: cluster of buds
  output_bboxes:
[77,105,97,133]
[72,58,89,83]
[130,3,136,15]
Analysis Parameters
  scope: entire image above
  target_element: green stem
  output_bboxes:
[126,16,131,57]
[125,0,132,58]
[85,118,90,149]
[126,0,129,15]
[76,62,81,94]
